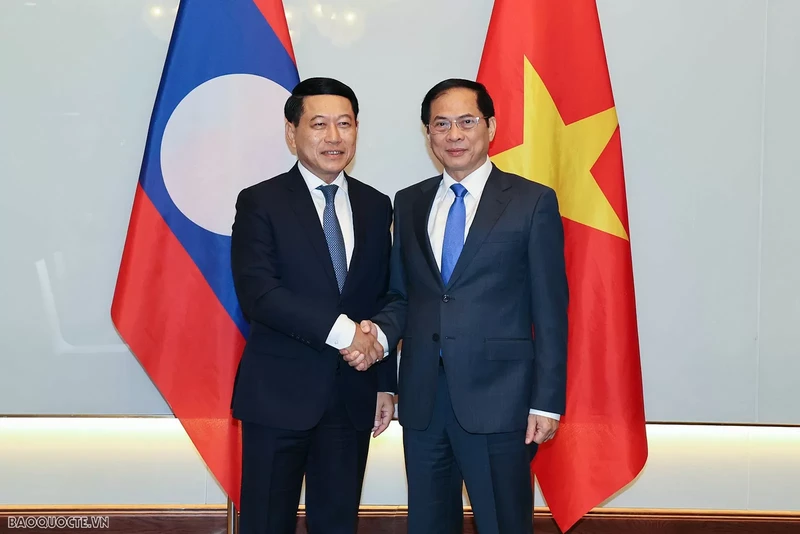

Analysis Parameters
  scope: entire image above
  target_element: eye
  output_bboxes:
[312,122,326,129]
[433,120,449,128]
[461,118,477,127]
[338,121,351,128]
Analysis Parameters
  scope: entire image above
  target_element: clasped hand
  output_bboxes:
[340,320,382,371]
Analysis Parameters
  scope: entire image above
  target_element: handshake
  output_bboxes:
[339,319,383,371]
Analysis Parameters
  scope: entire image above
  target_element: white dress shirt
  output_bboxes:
[298,162,393,396]
[297,162,361,349]
[424,157,560,420]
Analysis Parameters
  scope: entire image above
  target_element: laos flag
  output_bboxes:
[111,0,298,508]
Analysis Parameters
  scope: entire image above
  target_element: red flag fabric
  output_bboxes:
[477,1,648,530]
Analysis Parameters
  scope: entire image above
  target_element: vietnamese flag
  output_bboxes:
[477,0,648,531]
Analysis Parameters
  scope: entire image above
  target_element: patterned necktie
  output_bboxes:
[441,183,468,285]
[318,184,347,292]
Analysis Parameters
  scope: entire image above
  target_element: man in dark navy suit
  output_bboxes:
[350,79,569,534]
[230,77,396,534]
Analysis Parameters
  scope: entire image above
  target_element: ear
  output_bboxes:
[487,116,497,142]
[285,120,296,150]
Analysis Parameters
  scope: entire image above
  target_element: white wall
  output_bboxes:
[2,419,800,512]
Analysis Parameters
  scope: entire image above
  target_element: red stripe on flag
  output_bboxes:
[111,185,244,507]
[252,0,296,64]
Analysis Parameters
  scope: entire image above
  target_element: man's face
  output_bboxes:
[286,94,357,183]
[427,87,496,181]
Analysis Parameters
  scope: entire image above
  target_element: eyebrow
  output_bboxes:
[432,114,475,120]
[308,114,354,122]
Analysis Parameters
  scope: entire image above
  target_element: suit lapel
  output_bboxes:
[413,178,444,289]
[445,167,512,289]
[285,164,339,291]
[341,174,367,296]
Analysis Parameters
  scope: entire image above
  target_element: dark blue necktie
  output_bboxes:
[441,183,468,285]
[318,184,347,292]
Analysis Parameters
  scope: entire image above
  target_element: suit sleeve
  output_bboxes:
[230,188,340,352]
[372,192,408,350]
[376,195,399,393]
[528,188,569,414]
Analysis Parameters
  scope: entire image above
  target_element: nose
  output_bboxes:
[325,123,342,144]
[445,123,464,142]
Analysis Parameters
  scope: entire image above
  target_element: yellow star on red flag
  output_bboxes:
[492,57,627,240]
[476,1,648,531]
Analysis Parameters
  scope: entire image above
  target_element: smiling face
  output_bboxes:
[427,87,496,181]
[286,94,358,183]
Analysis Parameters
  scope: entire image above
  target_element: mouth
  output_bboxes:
[446,148,467,157]
[321,150,345,158]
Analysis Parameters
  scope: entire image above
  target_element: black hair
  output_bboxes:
[420,78,495,125]
[284,77,359,125]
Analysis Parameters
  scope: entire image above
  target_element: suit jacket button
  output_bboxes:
[432,333,440,342]
[442,294,450,303]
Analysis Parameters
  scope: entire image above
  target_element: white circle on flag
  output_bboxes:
[161,73,295,236]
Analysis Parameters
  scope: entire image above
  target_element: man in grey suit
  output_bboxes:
[344,78,569,534]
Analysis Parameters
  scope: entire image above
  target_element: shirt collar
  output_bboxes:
[297,161,348,195]
[441,156,492,199]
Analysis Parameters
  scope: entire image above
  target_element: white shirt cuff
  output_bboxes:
[373,324,390,358]
[325,314,356,350]
[529,409,561,421]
